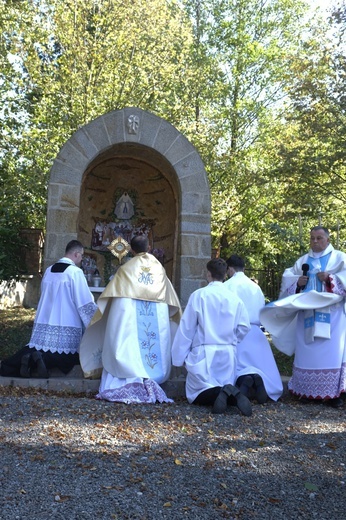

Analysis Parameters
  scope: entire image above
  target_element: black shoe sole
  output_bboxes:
[235,392,252,417]
[237,375,254,398]
[212,390,228,414]
[31,351,49,378]
[212,385,252,416]
[252,374,268,404]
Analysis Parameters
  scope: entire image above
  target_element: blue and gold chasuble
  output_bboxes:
[80,253,181,380]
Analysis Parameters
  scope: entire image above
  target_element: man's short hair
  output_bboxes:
[131,235,149,254]
[310,226,329,237]
[207,258,227,281]
[226,254,245,269]
[65,240,84,254]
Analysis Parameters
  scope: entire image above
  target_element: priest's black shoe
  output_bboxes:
[20,353,32,378]
[252,374,268,404]
[212,384,252,416]
[212,387,229,414]
[238,375,254,398]
[233,388,252,416]
[31,351,49,378]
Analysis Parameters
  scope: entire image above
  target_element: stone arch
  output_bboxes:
[45,107,211,306]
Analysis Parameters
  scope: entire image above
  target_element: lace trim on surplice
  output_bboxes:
[30,323,82,354]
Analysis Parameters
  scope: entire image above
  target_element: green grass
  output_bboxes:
[0,307,293,376]
[0,307,36,359]
[270,346,293,377]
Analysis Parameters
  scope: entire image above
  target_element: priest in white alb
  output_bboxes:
[260,226,346,408]
[171,258,252,416]
[80,235,181,404]
[224,255,283,403]
[0,240,97,378]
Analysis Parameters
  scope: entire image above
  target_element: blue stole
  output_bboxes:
[136,300,163,379]
[304,252,331,293]
[304,252,332,342]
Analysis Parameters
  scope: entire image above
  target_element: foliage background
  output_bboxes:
[1,0,346,282]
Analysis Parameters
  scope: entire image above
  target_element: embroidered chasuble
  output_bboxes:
[79,253,181,403]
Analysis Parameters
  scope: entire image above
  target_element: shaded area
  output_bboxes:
[0,308,293,377]
[0,388,345,519]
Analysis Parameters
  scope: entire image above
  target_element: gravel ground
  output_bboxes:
[0,387,345,520]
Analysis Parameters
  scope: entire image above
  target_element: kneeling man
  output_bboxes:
[172,258,252,416]
[0,240,97,378]
[80,235,181,404]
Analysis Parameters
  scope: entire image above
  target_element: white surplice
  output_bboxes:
[224,272,283,401]
[28,257,97,354]
[260,245,346,399]
[171,281,250,403]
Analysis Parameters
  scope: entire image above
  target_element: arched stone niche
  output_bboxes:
[45,107,211,307]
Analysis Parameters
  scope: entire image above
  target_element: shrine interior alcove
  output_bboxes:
[78,143,179,285]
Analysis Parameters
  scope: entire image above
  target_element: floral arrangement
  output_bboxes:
[151,248,165,264]
[152,248,164,258]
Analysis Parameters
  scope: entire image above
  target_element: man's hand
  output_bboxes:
[297,276,308,288]
[317,272,330,283]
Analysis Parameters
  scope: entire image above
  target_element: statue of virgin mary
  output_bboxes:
[114,192,134,220]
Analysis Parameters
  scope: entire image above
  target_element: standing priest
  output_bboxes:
[260,226,346,408]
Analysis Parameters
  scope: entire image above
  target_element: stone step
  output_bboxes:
[0,365,290,398]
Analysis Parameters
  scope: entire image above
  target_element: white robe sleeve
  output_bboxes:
[171,298,197,367]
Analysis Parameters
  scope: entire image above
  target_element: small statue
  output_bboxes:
[114,192,134,220]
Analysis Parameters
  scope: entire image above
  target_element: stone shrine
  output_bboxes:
[45,107,211,306]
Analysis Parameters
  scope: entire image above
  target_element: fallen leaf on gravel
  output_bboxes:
[31,452,45,461]
[163,502,172,507]
[174,458,183,465]
[48,429,66,440]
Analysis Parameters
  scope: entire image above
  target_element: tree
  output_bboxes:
[0,0,199,279]
[271,1,346,253]
[188,0,314,267]
[1,0,343,283]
